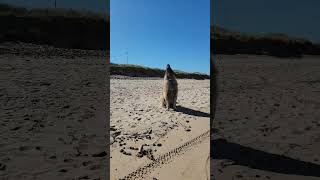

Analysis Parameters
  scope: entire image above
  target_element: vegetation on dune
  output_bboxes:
[110,63,210,80]
[0,3,109,50]
[0,3,108,19]
[212,26,320,57]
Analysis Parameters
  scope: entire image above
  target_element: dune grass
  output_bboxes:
[0,3,109,50]
[212,25,320,57]
[0,3,108,19]
[212,26,310,43]
[110,63,209,79]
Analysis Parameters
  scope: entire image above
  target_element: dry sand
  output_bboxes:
[4,42,319,180]
[211,55,320,180]
[0,43,108,180]
[110,78,210,180]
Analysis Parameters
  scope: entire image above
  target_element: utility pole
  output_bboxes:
[54,0,57,8]
[126,49,128,64]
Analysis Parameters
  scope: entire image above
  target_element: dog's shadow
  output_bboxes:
[175,105,210,117]
[211,138,320,177]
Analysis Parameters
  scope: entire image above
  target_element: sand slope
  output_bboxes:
[211,55,320,180]
[0,43,108,180]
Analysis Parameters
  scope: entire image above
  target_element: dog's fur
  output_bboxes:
[160,64,178,110]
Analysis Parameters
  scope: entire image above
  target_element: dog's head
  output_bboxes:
[165,64,175,77]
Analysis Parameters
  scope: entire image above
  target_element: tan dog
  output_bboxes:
[160,64,178,110]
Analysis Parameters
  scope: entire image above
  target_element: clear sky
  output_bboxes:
[111,0,210,74]
[213,0,320,43]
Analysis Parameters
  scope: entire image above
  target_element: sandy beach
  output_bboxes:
[0,43,108,180]
[3,42,320,180]
[211,55,320,180]
[110,78,210,180]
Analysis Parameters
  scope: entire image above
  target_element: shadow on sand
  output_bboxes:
[211,138,320,177]
[175,105,210,118]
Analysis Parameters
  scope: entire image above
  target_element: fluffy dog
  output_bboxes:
[160,64,178,110]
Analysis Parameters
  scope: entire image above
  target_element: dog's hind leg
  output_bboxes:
[166,99,170,110]
[160,95,166,108]
[173,98,177,110]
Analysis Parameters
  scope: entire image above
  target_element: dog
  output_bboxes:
[160,64,178,110]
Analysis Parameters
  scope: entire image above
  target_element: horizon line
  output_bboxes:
[110,62,209,75]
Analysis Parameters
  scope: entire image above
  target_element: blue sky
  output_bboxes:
[213,0,320,43]
[0,0,109,14]
[111,0,210,74]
